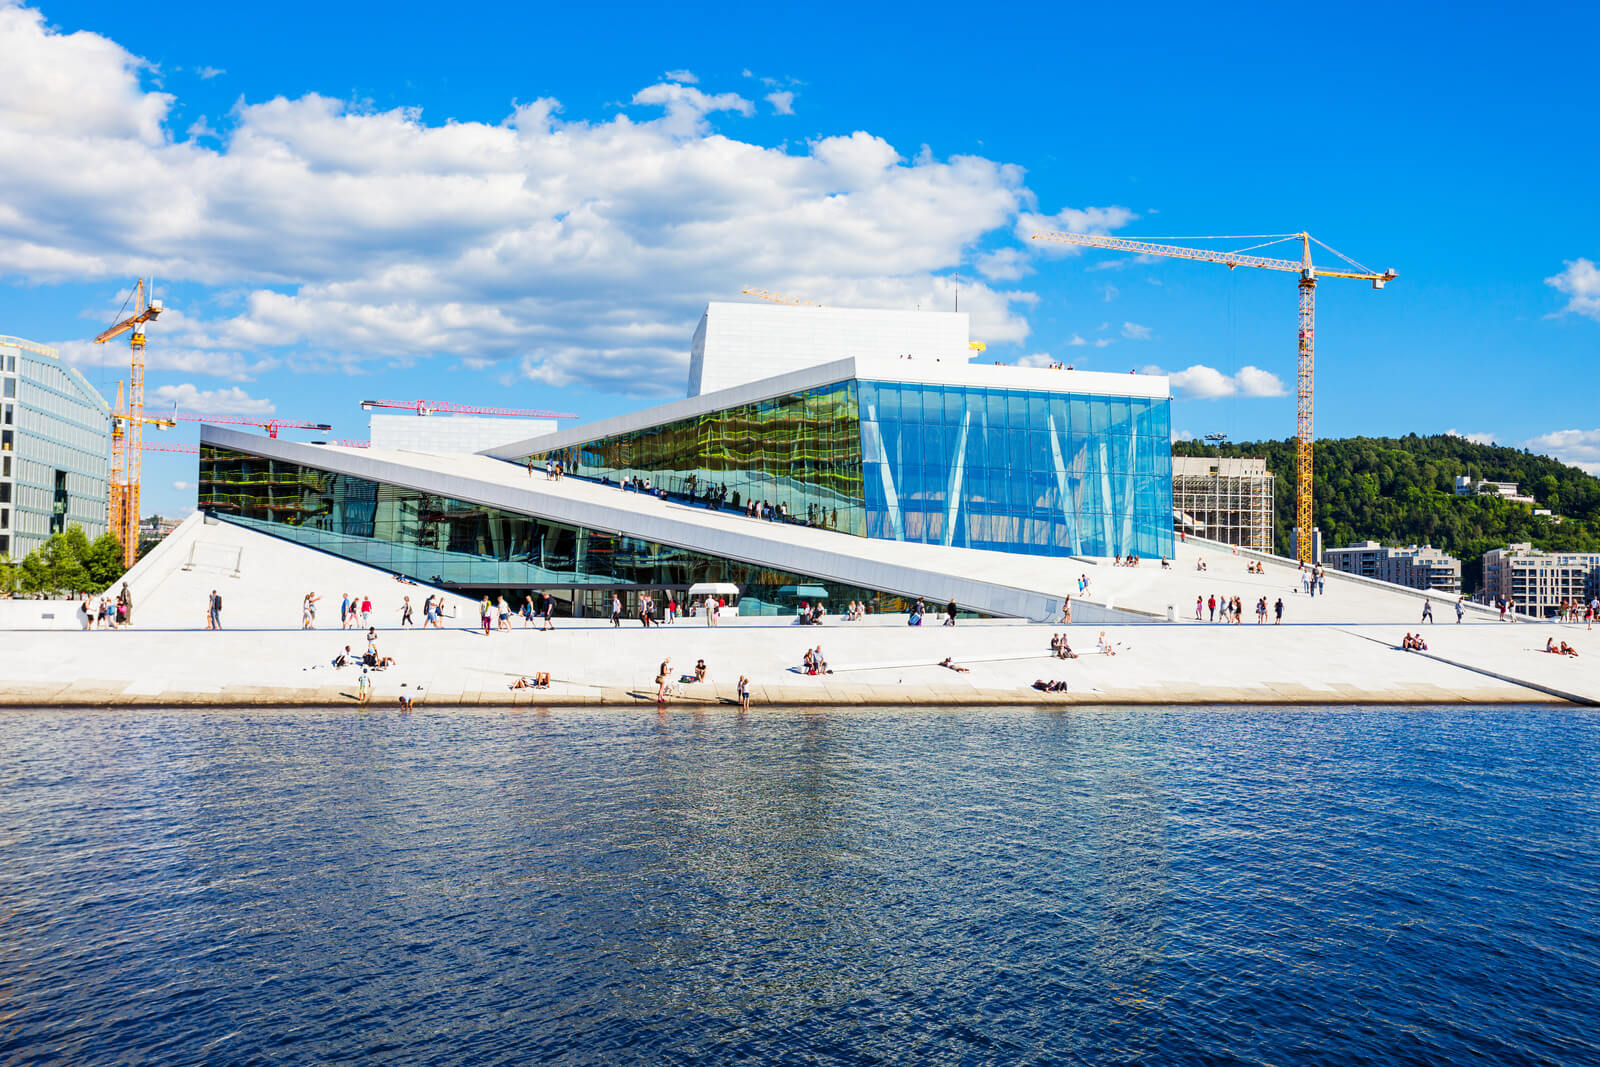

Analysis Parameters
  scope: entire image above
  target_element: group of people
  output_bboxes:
[795,600,827,625]
[1299,561,1327,597]
[843,600,868,621]
[1112,554,1143,567]
[1048,633,1077,659]
[80,583,134,629]
[1553,598,1598,627]
[1031,679,1069,692]
[332,629,397,671]
[339,593,374,629]
[1544,638,1580,657]
[512,672,552,688]
[1400,632,1430,652]
[800,646,830,674]
[1196,594,1284,624]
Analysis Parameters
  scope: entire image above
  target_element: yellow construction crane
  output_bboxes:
[94,279,168,569]
[740,287,824,307]
[1029,230,1396,564]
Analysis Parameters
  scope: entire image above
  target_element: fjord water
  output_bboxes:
[2,706,1596,1065]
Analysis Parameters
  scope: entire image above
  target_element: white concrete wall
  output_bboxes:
[0,599,85,629]
[687,302,970,397]
[370,414,556,453]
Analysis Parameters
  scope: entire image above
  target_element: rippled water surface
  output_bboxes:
[2,705,1598,1065]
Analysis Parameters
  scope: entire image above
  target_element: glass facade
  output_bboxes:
[198,445,917,617]
[532,381,866,535]
[525,376,1174,560]
[0,339,111,558]
[859,381,1172,559]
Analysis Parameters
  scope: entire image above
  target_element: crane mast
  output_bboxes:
[1030,230,1395,564]
[93,279,166,569]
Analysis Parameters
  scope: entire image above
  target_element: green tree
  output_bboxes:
[85,532,125,587]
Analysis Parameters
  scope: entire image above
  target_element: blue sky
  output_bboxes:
[3,0,1598,517]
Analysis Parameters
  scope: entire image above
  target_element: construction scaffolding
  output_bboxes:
[1172,457,1275,551]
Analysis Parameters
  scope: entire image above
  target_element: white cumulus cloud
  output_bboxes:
[662,69,698,84]
[1445,428,1497,446]
[1522,428,1600,474]
[1017,205,1138,247]
[1121,321,1151,340]
[1546,258,1600,319]
[1158,364,1286,399]
[150,383,275,416]
[765,90,795,115]
[0,2,1058,396]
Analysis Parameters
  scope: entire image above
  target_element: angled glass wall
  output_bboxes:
[198,444,917,616]
[524,381,866,535]
[858,381,1172,560]
[519,374,1174,561]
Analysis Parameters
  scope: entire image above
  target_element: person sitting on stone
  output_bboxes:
[694,659,707,682]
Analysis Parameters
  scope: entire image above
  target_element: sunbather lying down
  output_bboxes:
[512,672,552,689]
[938,657,970,672]
[1032,679,1068,693]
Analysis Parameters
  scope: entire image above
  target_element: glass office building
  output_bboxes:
[0,337,110,558]
[525,377,1172,560]
[197,444,916,616]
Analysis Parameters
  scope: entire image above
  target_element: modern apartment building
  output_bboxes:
[1323,540,1462,594]
[0,336,110,558]
[1171,456,1274,551]
[1479,543,1600,616]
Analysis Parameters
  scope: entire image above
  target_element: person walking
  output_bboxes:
[1274,597,1284,624]
[541,591,556,631]
[118,583,133,627]
[208,589,222,630]
[480,596,493,636]
[340,593,351,629]
[945,599,958,626]
[302,592,320,629]
[656,657,671,704]
[357,669,372,704]
[360,595,372,627]
[1207,594,1216,622]
[497,595,511,631]
[1062,596,1072,624]
[400,596,414,627]
[1456,598,1466,623]
[1421,600,1433,624]
[611,593,622,628]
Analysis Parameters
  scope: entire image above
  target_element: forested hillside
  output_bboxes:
[1173,434,1600,590]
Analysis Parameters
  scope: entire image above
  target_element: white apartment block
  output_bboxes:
[1324,540,1462,594]
[1454,476,1537,505]
[1479,543,1600,616]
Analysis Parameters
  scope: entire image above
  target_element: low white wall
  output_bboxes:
[0,599,87,630]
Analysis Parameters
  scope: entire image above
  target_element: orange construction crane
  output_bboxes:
[172,414,332,438]
[358,399,578,419]
[142,443,197,454]
[94,279,167,568]
[1029,230,1396,564]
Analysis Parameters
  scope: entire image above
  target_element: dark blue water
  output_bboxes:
[2,706,1597,1065]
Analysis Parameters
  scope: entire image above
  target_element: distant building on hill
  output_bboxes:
[1171,456,1274,551]
[1454,476,1537,505]
[1478,543,1600,616]
[0,336,110,558]
[1324,540,1461,594]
